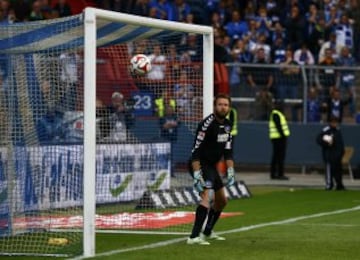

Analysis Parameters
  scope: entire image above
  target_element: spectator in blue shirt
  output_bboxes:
[225,10,249,43]
[159,103,179,142]
[271,37,287,64]
[306,87,322,123]
[204,0,219,14]
[204,0,219,24]
[293,86,323,122]
[242,18,258,51]
[37,107,65,144]
[171,0,191,22]
[149,0,173,20]
[335,14,354,50]
[270,21,287,46]
[254,6,273,38]
[323,88,351,124]
[336,46,356,116]
[231,39,252,63]
[324,5,341,32]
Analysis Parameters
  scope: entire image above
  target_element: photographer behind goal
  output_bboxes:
[98,91,135,143]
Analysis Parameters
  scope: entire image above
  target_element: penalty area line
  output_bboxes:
[69,205,360,260]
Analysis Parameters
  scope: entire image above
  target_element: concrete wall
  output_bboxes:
[234,122,360,167]
[132,119,360,167]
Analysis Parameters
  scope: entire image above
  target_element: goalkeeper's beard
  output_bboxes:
[215,111,227,119]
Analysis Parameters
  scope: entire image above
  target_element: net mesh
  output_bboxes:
[0,16,84,256]
[0,11,207,256]
[93,29,204,232]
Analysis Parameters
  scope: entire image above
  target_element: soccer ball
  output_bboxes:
[130,54,152,76]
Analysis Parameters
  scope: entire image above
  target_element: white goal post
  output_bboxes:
[83,7,214,257]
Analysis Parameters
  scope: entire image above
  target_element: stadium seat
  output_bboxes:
[55,0,96,15]
[342,146,354,181]
[214,63,230,95]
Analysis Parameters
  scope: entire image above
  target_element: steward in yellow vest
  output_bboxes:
[269,109,290,139]
[218,107,238,175]
[155,97,176,117]
[226,107,238,137]
[268,100,290,180]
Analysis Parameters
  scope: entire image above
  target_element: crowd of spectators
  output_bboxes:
[2,1,357,62]
[96,0,360,122]
[1,0,359,123]
[98,0,359,63]
[0,0,72,23]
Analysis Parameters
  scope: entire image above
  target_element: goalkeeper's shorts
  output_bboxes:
[187,159,224,191]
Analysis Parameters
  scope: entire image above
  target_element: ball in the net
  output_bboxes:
[130,54,152,76]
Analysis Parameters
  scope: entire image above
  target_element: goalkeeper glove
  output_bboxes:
[193,169,205,193]
[227,167,235,187]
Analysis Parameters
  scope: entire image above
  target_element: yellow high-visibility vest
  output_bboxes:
[226,108,238,136]
[269,110,290,139]
[155,98,176,117]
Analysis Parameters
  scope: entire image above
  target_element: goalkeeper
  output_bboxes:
[187,93,235,245]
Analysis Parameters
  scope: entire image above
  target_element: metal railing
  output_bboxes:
[225,63,360,124]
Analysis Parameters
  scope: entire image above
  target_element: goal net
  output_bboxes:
[0,7,217,257]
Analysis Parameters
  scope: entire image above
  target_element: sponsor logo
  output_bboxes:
[217,133,228,143]
[147,171,168,191]
[225,141,231,149]
[109,174,133,197]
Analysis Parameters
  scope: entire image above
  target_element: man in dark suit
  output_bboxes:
[316,116,345,190]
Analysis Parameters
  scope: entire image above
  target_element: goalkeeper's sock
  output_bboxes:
[190,205,208,238]
[203,208,221,236]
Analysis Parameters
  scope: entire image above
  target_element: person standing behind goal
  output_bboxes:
[187,93,235,245]
[316,116,345,190]
[269,99,290,180]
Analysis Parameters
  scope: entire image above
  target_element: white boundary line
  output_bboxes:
[69,205,360,259]
[283,223,360,227]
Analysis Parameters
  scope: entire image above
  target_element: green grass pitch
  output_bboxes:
[1,186,359,259]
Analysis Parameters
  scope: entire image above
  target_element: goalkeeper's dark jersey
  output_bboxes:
[190,113,233,166]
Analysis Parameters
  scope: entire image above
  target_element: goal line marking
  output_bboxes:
[69,205,360,260]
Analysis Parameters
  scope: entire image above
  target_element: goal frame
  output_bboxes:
[83,7,213,257]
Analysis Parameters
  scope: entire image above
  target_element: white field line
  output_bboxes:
[283,223,360,227]
[69,205,360,260]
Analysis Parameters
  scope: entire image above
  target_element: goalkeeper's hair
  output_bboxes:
[214,93,232,106]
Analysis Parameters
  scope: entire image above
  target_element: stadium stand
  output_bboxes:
[5,0,359,123]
